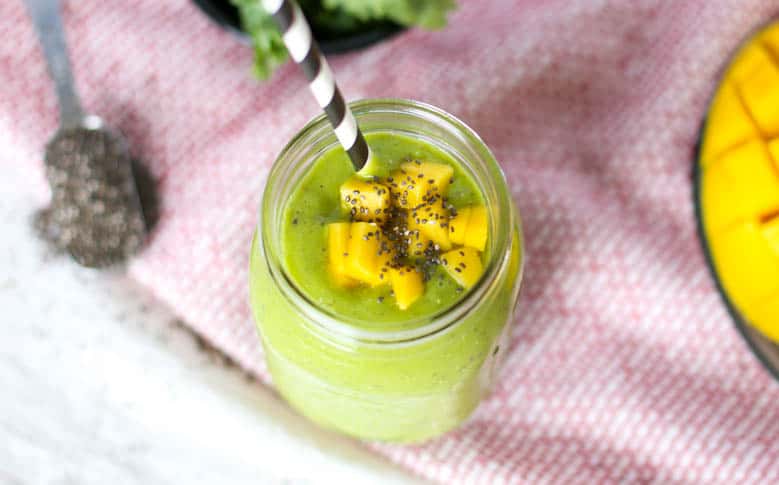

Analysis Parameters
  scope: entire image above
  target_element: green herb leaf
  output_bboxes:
[230,0,456,79]
[322,0,455,30]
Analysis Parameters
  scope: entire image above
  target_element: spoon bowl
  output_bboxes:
[26,0,147,268]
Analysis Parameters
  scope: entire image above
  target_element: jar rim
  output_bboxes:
[259,98,521,345]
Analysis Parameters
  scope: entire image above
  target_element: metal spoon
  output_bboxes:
[26,0,146,268]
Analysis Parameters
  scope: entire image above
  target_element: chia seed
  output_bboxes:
[36,127,146,268]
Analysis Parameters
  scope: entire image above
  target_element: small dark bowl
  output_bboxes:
[191,0,405,54]
[694,140,779,382]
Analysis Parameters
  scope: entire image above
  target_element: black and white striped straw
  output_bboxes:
[262,0,371,171]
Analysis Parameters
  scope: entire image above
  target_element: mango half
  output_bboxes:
[697,20,779,349]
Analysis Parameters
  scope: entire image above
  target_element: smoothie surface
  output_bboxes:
[281,132,485,332]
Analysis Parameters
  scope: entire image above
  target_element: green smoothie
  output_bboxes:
[250,100,523,442]
[282,133,484,332]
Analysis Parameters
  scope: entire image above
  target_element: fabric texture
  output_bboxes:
[3,0,779,482]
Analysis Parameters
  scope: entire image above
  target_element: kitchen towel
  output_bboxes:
[3,0,779,483]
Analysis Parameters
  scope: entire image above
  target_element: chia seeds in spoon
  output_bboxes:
[36,127,146,268]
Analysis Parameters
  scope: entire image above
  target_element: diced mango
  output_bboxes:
[388,162,453,208]
[344,222,382,284]
[400,161,454,198]
[700,83,756,166]
[372,246,394,286]
[463,206,488,251]
[709,221,779,310]
[408,202,451,251]
[390,266,424,310]
[340,176,391,223]
[327,222,357,288]
[387,168,422,209]
[441,247,484,289]
[737,59,779,136]
[449,207,471,245]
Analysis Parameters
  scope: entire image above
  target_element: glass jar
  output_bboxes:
[249,99,524,442]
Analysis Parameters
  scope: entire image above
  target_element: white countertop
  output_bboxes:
[0,168,423,484]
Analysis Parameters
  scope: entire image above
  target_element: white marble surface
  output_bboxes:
[0,168,423,484]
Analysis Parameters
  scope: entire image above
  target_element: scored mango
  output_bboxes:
[761,213,779,254]
[737,58,779,136]
[390,266,424,310]
[327,222,358,288]
[700,83,756,167]
[441,247,484,289]
[340,176,391,223]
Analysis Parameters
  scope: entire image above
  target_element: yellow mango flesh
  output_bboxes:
[340,177,391,223]
[709,222,779,309]
[762,214,779,254]
[387,168,424,209]
[700,83,755,167]
[703,140,779,233]
[345,222,382,285]
[327,157,488,309]
[400,161,454,199]
[389,162,453,208]
[389,266,424,310]
[700,24,779,344]
[738,59,779,136]
[441,247,484,289]
[449,207,471,245]
[327,222,358,288]
[463,206,488,251]
[408,201,451,251]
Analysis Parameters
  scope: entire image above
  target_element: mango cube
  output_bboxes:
[408,201,451,251]
[345,222,382,285]
[441,247,484,289]
[448,207,471,245]
[340,176,391,223]
[371,242,394,287]
[400,161,453,198]
[463,206,488,251]
[388,161,453,208]
[327,222,357,288]
[390,266,424,310]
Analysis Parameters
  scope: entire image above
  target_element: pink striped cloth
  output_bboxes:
[4,0,779,482]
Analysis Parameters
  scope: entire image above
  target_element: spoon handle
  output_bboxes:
[25,0,83,128]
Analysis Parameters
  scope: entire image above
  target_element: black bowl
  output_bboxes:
[694,134,779,382]
[191,0,405,54]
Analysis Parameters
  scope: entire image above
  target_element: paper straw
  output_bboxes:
[263,0,371,171]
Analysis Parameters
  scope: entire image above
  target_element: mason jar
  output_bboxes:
[249,98,524,442]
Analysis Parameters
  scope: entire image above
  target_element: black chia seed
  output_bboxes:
[35,127,146,268]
